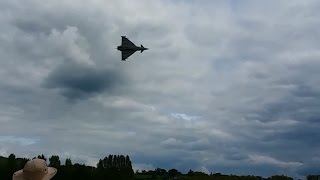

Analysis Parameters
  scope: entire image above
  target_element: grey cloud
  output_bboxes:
[44,61,125,100]
[297,158,320,177]
[160,138,212,151]
[1,0,320,179]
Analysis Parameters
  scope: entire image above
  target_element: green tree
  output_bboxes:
[7,154,17,178]
[307,175,320,180]
[63,158,74,180]
[65,158,73,167]
[188,169,194,176]
[37,154,47,161]
[267,175,293,180]
[49,155,61,168]
[155,168,167,176]
[168,168,179,178]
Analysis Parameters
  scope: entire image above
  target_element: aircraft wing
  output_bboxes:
[122,36,136,47]
[121,50,136,60]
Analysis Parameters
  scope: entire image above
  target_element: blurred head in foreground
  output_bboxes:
[13,158,57,180]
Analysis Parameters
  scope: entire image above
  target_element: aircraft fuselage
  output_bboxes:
[117,36,148,60]
[117,45,148,52]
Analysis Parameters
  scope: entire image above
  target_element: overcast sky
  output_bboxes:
[1,0,320,179]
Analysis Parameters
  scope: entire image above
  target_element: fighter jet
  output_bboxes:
[117,36,148,61]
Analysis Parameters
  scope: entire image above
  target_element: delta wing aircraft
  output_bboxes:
[117,36,148,61]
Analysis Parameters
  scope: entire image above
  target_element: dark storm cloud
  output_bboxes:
[14,20,50,35]
[297,160,320,177]
[44,61,124,100]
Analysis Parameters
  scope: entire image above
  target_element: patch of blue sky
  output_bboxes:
[171,113,201,121]
[0,136,39,146]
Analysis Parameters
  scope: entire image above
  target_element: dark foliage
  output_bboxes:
[0,153,316,180]
[0,154,29,180]
[307,175,320,180]
[0,154,134,180]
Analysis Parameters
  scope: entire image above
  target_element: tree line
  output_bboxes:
[0,153,133,180]
[0,153,318,180]
[135,169,296,180]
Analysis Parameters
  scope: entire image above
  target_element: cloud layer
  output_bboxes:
[1,0,320,179]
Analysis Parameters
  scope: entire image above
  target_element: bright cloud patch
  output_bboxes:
[0,136,38,146]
